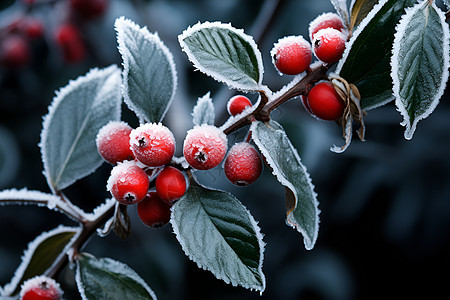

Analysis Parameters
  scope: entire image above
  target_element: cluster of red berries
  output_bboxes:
[97,95,264,227]
[271,12,347,121]
[19,275,62,300]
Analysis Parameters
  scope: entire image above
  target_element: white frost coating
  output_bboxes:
[391,1,450,140]
[0,188,66,214]
[75,256,157,300]
[330,0,349,27]
[115,16,177,123]
[192,92,215,126]
[178,21,264,91]
[84,198,116,222]
[169,181,266,292]
[308,12,346,41]
[172,156,189,169]
[39,65,121,192]
[129,122,175,148]
[270,35,312,76]
[19,275,62,299]
[106,160,139,192]
[2,225,81,296]
[95,121,131,148]
[250,122,319,250]
[336,0,389,75]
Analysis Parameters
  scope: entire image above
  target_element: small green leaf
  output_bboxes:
[337,0,417,110]
[251,120,319,250]
[192,92,215,126]
[349,0,379,30]
[115,16,177,123]
[40,65,122,191]
[179,22,264,92]
[392,1,449,139]
[76,254,156,300]
[2,226,80,296]
[171,181,265,292]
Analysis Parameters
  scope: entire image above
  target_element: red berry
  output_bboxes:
[54,24,85,63]
[227,95,252,116]
[224,142,263,186]
[313,28,346,64]
[309,12,346,41]
[137,191,172,228]
[107,161,150,205]
[20,276,62,300]
[96,121,134,165]
[183,124,227,170]
[0,35,30,68]
[23,18,44,39]
[307,82,345,121]
[271,35,312,75]
[155,166,187,204]
[70,0,108,19]
[129,123,175,167]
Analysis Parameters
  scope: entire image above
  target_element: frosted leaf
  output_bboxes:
[391,0,450,140]
[330,0,350,27]
[76,254,157,300]
[115,16,177,124]
[179,21,265,92]
[40,65,122,192]
[192,92,215,126]
[2,226,81,296]
[349,0,379,29]
[171,181,266,292]
[85,198,116,222]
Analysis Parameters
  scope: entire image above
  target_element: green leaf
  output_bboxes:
[115,17,177,123]
[179,22,264,92]
[392,1,450,140]
[40,65,122,191]
[2,226,80,296]
[171,181,265,292]
[337,0,417,110]
[251,120,319,250]
[192,92,215,126]
[76,254,156,300]
[349,0,379,29]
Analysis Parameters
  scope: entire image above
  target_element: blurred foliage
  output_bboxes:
[1,0,450,299]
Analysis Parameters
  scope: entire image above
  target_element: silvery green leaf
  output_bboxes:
[192,92,215,126]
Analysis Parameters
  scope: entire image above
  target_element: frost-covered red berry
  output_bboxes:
[20,276,62,300]
[155,166,187,204]
[271,35,312,75]
[96,121,134,165]
[227,95,252,116]
[107,161,149,205]
[309,12,346,41]
[54,24,86,63]
[183,124,227,170]
[70,0,108,19]
[307,82,345,121]
[130,123,175,167]
[224,142,263,186]
[313,28,346,64]
[137,191,172,228]
[0,35,30,68]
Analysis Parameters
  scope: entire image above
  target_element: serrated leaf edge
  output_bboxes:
[250,121,320,250]
[115,16,177,123]
[75,255,157,300]
[192,91,215,126]
[1,225,81,296]
[170,182,266,292]
[391,0,450,140]
[178,21,264,92]
[39,65,121,192]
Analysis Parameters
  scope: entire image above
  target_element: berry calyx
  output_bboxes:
[54,24,86,63]
[129,123,175,167]
[307,82,345,121]
[309,12,346,41]
[0,35,30,68]
[224,142,263,186]
[20,276,62,300]
[313,28,346,64]
[96,121,134,165]
[271,35,312,75]
[155,166,187,204]
[227,95,252,116]
[183,124,228,170]
[107,161,150,205]
[137,191,172,228]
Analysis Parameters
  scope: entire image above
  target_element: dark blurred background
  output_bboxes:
[1,0,450,299]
